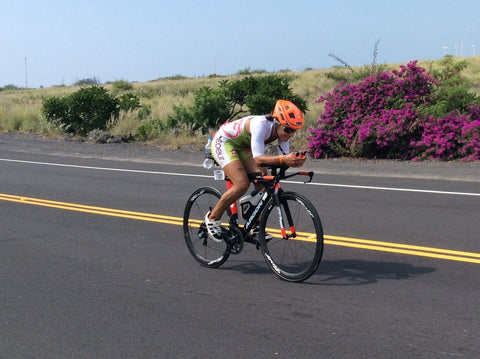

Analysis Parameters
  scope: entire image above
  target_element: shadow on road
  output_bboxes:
[219,258,435,285]
[314,259,435,286]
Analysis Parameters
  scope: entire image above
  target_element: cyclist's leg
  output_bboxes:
[208,160,249,221]
[208,137,250,223]
[241,155,266,191]
[240,155,273,239]
[241,152,260,172]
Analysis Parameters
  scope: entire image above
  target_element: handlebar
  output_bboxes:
[207,155,314,184]
[249,164,314,184]
[294,150,309,158]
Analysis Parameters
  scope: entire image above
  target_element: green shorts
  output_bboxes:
[212,133,252,168]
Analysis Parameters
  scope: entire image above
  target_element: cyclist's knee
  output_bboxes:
[231,180,250,196]
[224,163,249,188]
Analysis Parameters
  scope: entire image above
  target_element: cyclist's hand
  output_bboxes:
[284,152,306,167]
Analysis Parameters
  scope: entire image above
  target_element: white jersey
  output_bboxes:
[249,116,289,157]
[212,115,290,168]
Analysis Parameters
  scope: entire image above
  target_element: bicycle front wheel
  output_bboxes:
[183,186,230,268]
[259,191,323,282]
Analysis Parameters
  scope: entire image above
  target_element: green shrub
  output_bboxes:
[421,56,479,118]
[74,77,100,86]
[111,79,134,93]
[118,93,141,111]
[138,104,152,120]
[165,74,307,134]
[0,84,21,92]
[137,118,168,139]
[42,86,119,136]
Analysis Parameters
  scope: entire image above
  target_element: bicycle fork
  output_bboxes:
[273,185,297,240]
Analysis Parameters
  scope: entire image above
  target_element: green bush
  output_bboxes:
[42,86,119,136]
[188,86,231,130]
[111,79,134,93]
[138,104,152,120]
[420,56,479,118]
[118,93,141,112]
[137,118,171,139]
[165,74,307,134]
[74,77,100,86]
[0,84,21,91]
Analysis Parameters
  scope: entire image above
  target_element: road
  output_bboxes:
[1,149,479,358]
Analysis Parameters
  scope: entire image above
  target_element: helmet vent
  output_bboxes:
[273,99,304,130]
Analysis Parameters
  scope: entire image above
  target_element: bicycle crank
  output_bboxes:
[222,226,244,254]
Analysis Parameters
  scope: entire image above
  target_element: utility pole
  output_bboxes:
[24,57,28,88]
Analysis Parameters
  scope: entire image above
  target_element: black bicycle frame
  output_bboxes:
[223,166,313,243]
[226,177,293,241]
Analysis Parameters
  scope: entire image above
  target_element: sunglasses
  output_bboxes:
[282,125,296,134]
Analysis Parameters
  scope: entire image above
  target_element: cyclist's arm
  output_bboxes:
[254,152,305,168]
[250,118,305,168]
[249,117,270,158]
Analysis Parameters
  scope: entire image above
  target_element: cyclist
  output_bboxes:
[205,99,306,240]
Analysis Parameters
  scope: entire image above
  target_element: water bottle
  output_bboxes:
[239,190,263,219]
[202,137,214,169]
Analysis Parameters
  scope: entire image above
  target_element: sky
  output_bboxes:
[1,0,479,88]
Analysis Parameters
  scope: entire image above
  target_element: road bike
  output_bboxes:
[183,161,324,282]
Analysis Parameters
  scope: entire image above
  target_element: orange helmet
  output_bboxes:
[273,100,304,130]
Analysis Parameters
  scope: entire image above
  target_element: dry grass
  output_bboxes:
[2,56,480,149]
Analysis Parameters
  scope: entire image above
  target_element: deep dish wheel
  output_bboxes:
[259,191,324,282]
[183,186,230,268]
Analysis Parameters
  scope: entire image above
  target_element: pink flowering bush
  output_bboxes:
[413,104,480,161]
[308,60,480,161]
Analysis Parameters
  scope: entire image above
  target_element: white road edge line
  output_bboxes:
[1,158,479,197]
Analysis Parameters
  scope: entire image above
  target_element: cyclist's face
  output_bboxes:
[277,125,296,141]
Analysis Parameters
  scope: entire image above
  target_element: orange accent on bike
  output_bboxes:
[226,180,238,215]
[263,176,275,181]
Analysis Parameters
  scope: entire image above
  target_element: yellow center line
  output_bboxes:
[2,193,479,264]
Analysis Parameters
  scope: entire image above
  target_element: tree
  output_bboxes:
[165,74,307,133]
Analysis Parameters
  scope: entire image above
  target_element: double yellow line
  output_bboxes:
[0,193,181,224]
[2,193,479,264]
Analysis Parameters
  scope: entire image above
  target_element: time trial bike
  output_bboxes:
[183,161,324,282]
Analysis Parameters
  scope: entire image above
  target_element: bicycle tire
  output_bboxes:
[183,186,230,268]
[259,191,323,282]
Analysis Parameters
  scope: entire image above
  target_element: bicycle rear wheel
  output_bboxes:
[259,191,323,282]
[183,186,230,268]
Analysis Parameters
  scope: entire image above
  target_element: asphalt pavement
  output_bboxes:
[1,132,480,358]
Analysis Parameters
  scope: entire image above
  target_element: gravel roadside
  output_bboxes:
[1,132,479,182]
